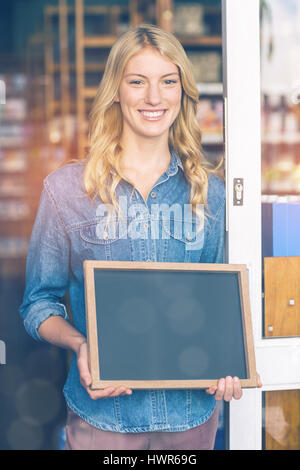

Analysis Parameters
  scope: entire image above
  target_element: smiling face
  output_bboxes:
[116,47,182,141]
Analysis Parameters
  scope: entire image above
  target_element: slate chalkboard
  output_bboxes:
[84,261,258,389]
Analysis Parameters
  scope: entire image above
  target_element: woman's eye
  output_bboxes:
[129,79,178,85]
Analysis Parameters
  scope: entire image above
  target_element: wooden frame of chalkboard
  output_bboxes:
[84,260,259,390]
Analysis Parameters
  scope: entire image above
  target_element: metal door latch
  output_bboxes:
[233,178,244,206]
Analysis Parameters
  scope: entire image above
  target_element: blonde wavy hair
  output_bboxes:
[68,24,221,223]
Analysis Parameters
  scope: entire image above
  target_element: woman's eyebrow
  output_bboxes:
[124,72,179,78]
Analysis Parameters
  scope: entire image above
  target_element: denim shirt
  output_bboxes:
[19,149,225,433]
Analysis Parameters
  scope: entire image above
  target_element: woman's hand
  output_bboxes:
[206,374,262,401]
[205,376,243,401]
[76,341,132,400]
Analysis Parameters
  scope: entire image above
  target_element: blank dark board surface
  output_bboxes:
[94,268,247,381]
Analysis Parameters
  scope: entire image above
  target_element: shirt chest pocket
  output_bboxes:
[79,217,132,261]
[161,216,204,263]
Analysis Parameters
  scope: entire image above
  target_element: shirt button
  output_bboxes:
[150,191,156,198]
[146,259,152,262]
[144,222,148,229]
[186,233,193,241]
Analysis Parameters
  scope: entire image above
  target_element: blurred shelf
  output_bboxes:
[262,192,300,199]
[197,82,223,95]
[262,194,300,202]
[0,237,29,258]
[46,4,127,16]
[50,62,106,72]
[262,132,300,144]
[0,168,27,174]
[83,87,98,98]
[83,35,118,48]
[202,133,223,145]
[0,118,27,124]
[51,100,76,112]
[178,36,222,46]
[0,139,28,148]
[0,187,27,197]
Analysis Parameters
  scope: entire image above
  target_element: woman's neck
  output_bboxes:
[119,133,171,174]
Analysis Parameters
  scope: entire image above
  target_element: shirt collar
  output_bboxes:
[167,148,184,175]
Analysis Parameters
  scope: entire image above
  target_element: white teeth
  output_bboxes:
[140,110,165,117]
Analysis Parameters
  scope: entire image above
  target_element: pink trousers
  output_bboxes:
[65,405,219,450]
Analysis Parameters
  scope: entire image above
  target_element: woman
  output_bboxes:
[19,24,243,450]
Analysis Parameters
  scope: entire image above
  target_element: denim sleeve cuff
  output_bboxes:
[23,300,70,343]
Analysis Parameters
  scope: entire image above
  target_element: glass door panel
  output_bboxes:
[261,0,300,338]
[263,390,300,449]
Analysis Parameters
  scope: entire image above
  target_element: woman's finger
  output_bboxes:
[87,387,116,400]
[112,387,132,397]
[214,378,225,401]
[76,343,93,388]
[206,385,217,395]
[257,373,262,388]
[79,371,92,388]
[108,386,127,397]
[120,389,133,396]
[223,376,234,402]
[233,376,243,400]
[77,360,92,388]
[87,386,133,400]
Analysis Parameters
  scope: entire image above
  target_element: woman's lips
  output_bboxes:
[138,109,167,121]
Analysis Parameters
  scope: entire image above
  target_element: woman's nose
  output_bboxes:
[144,84,162,106]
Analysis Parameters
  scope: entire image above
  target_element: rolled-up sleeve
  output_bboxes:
[19,180,70,342]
